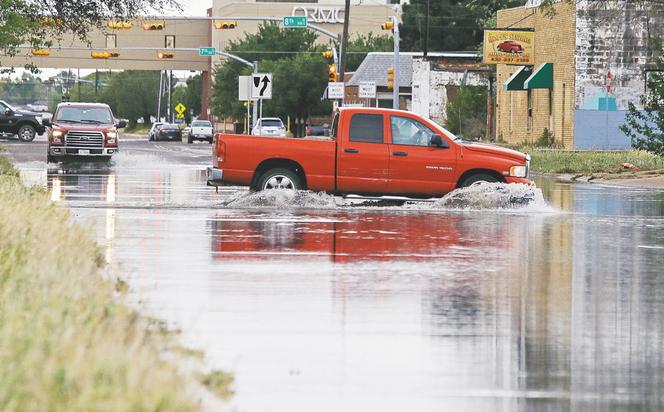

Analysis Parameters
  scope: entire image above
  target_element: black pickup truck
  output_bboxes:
[0,100,45,142]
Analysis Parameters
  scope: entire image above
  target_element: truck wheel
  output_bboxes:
[188,136,193,144]
[17,125,36,142]
[460,173,499,187]
[47,155,54,164]
[258,168,302,191]
[208,138,213,144]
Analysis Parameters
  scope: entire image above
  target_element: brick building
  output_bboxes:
[496,0,664,149]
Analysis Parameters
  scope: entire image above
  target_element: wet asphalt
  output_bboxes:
[3,134,664,412]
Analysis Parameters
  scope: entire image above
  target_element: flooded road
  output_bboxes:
[6,138,664,411]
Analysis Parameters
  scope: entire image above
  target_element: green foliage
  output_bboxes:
[445,85,487,139]
[0,0,179,73]
[211,22,330,123]
[535,128,555,147]
[100,71,161,126]
[620,46,664,156]
[400,0,523,52]
[344,33,393,72]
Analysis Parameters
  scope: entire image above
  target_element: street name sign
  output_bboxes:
[199,47,216,57]
[251,73,272,99]
[327,82,345,99]
[358,81,376,99]
[283,16,307,28]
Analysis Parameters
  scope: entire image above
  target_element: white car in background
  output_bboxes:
[251,117,287,137]
[148,122,165,141]
[188,119,214,144]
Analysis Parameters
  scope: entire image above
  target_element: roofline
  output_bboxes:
[366,51,481,58]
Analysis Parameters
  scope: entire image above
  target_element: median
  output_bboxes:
[0,153,227,410]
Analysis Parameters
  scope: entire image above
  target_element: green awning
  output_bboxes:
[524,63,553,89]
[503,66,532,91]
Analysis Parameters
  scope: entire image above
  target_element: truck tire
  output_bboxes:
[257,168,302,191]
[208,137,213,144]
[188,136,193,144]
[460,173,499,187]
[17,124,37,142]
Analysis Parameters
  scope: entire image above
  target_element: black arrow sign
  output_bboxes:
[260,76,270,96]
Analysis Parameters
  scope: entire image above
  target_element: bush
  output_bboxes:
[535,128,555,147]
[445,85,487,140]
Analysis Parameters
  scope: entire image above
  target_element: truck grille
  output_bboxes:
[65,131,104,147]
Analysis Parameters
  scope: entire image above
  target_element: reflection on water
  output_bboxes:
[15,160,664,411]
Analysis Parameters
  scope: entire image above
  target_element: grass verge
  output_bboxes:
[514,147,664,175]
[0,155,224,411]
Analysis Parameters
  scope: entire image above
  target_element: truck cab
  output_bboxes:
[44,103,125,163]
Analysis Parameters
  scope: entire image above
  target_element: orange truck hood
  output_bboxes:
[462,142,527,162]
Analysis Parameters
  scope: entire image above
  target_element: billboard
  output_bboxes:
[483,30,534,65]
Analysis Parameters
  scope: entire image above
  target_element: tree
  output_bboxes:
[0,0,178,72]
[445,85,487,140]
[100,71,160,126]
[400,0,523,52]
[211,23,331,131]
[620,48,664,155]
[344,33,393,72]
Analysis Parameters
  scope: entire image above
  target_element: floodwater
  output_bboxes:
[16,151,664,412]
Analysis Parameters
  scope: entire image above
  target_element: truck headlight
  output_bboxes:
[106,131,117,144]
[510,165,527,178]
[50,130,64,143]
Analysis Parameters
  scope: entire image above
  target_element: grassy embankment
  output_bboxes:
[512,146,664,177]
[0,153,231,410]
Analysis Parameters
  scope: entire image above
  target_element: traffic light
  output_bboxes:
[214,21,238,29]
[157,51,175,59]
[328,65,338,82]
[91,51,111,59]
[143,21,165,30]
[107,21,133,29]
[386,66,394,90]
[109,51,120,58]
[31,49,50,56]
[39,17,63,27]
[381,20,394,31]
[322,50,334,60]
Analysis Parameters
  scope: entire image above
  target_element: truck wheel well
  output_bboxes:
[456,169,505,188]
[251,159,307,190]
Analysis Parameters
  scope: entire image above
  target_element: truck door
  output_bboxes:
[336,113,389,194]
[386,115,456,196]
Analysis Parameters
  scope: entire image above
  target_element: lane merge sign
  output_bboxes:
[199,47,216,57]
[251,73,272,99]
[283,16,307,28]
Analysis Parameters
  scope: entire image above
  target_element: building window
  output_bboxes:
[527,89,533,132]
[165,35,175,49]
[106,34,117,49]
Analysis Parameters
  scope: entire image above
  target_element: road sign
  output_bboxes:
[199,47,216,57]
[358,81,376,99]
[175,102,186,115]
[327,82,345,99]
[283,16,307,28]
[251,73,272,99]
[238,76,252,101]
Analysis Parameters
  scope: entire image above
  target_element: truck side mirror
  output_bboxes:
[430,135,449,148]
[4,109,12,116]
[42,118,51,127]
[116,119,127,129]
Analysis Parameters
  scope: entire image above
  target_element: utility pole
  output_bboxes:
[157,70,163,122]
[168,70,173,123]
[94,69,99,100]
[338,0,351,88]
[423,0,430,58]
[392,16,400,110]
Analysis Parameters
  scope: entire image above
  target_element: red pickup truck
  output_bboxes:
[207,108,530,197]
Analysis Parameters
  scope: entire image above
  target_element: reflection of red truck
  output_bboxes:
[207,108,530,197]
[497,40,524,54]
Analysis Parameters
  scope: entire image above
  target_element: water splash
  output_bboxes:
[424,183,551,211]
[223,189,338,209]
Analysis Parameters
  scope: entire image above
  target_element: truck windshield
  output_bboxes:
[192,121,212,127]
[55,107,113,124]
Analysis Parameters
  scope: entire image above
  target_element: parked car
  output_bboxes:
[44,102,125,163]
[208,107,531,197]
[251,117,287,137]
[0,99,46,142]
[188,119,214,144]
[148,122,165,141]
[497,40,524,54]
[155,123,182,142]
[305,124,329,137]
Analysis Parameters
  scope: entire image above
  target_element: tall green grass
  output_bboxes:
[521,148,664,175]
[0,159,202,411]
